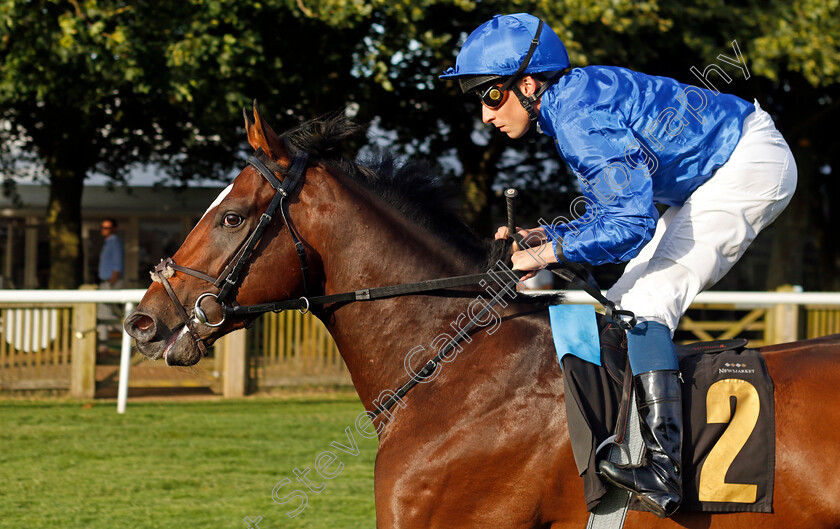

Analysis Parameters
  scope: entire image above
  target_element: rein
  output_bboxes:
[149,148,636,416]
[226,271,521,316]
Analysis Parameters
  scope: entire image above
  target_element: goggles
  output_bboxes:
[476,84,510,109]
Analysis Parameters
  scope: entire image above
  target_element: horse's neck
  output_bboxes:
[310,174,492,409]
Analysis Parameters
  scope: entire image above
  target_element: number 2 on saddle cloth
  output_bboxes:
[555,311,776,514]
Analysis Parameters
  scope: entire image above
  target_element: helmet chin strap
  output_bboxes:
[510,80,552,129]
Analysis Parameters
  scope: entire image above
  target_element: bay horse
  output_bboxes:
[125,104,840,528]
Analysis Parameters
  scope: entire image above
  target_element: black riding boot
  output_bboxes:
[598,370,683,518]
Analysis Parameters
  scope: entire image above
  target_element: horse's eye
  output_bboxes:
[223,213,243,227]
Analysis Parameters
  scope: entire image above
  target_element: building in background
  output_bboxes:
[0,183,225,289]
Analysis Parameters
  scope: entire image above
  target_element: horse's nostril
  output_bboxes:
[125,312,158,343]
[133,314,155,332]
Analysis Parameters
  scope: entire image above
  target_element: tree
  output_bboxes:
[0,0,368,287]
[0,1,233,287]
[2,0,838,290]
[352,0,840,288]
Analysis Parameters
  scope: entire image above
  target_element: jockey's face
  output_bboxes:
[480,76,540,139]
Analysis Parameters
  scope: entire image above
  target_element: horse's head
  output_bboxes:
[125,103,321,366]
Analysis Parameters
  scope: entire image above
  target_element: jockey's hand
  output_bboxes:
[511,242,558,282]
[494,226,547,253]
[495,226,520,252]
[494,226,523,240]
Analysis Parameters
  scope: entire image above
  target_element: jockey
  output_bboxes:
[440,13,796,517]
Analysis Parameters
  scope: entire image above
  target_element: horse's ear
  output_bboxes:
[244,100,286,159]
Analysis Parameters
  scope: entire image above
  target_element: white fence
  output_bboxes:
[2,288,840,414]
[0,289,144,413]
[563,287,840,344]
[563,289,840,307]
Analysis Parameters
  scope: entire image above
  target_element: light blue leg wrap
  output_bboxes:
[627,320,678,375]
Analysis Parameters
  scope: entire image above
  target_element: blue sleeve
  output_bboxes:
[541,106,659,265]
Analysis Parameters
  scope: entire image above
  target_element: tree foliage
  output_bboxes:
[1,0,838,288]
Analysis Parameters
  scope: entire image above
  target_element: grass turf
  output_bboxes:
[0,393,378,528]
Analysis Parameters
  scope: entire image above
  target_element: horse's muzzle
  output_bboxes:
[125,311,203,366]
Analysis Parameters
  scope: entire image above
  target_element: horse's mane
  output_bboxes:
[277,113,563,307]
[279,113,510,269]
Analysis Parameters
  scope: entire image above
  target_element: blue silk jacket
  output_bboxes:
[538,65,754,265]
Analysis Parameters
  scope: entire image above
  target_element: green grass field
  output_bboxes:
[0,393,378,528]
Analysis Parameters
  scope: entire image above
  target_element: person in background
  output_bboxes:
[97,218,124,358]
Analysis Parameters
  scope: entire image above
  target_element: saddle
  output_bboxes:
[563,314,775,514]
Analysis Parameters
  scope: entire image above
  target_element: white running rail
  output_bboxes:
[0,289,145,414]
[2,289,840,415]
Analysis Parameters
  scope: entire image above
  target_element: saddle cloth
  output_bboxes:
[557,312,775,514]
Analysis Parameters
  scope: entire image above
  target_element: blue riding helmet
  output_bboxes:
[440,13,570,92]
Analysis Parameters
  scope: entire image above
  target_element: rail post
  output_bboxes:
[222,329,248,397]
[766,285,802,344]
[117,302,135,414]
[71,303,97,399]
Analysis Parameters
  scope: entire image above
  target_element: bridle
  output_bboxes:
[150,148,311,357]
[148,145,636,417]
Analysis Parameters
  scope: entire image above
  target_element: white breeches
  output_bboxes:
[606,102,797,332]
